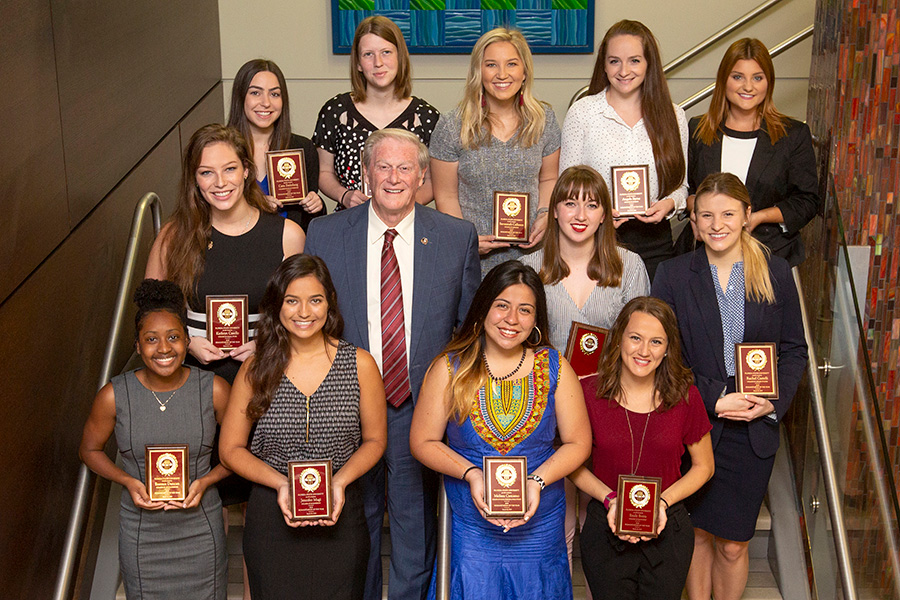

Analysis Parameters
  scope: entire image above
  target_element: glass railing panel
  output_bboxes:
[797,187,900,600]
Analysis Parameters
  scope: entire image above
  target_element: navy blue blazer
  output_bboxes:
[687,117,820,267]
[304,202,481,404]
[652,248,807,458]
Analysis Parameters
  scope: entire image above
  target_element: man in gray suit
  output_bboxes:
[304,128,480,600]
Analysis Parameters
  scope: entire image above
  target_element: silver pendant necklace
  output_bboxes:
[151,390,177,412]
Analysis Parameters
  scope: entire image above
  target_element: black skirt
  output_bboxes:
[686,420,775,542]
[243,481,369,599]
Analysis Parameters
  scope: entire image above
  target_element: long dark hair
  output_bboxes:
[540,165,623,287]
[594,297,693,412]
[246,255,344,421]
[133,279,188,342]
[227,59,293,152]
[587,20,685,200]
[437,261,550,423]
[162,124,273,302]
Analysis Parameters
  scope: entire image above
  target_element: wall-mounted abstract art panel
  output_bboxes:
[332,1,594,54]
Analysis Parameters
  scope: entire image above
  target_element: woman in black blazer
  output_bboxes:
[677,38,819,266]
[652,172,807,600]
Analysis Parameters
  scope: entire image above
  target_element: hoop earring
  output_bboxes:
[528,326,542,346]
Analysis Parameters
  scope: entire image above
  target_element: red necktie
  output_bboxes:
[381,229,410,407]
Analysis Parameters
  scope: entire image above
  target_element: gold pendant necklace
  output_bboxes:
[624,406,651,475]
[151,389,177,412]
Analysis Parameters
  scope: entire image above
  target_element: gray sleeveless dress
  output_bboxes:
[112,367,226,599]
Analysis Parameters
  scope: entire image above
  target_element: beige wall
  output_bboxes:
[219,0,815,190]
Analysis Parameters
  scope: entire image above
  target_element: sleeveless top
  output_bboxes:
[112,367,218,510]
[186,211,285,341]
[250,340,362,475]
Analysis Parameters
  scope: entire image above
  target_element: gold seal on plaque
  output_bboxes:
[620,170,641,192]
[746,349,768,371]
[156,453,179,477]
[277,157,297,179]
[502,197,522,218]
[216,303,237,327]
[300,467,321,492]
[629,483,651,509]
[580,332,599,354]
[496,463,518,488]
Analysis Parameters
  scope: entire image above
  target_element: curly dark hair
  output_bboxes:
[133,279,188,341]
[245,255,344,421]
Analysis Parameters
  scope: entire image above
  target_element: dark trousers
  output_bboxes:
[361,398,438,600]
[580,498,694,600]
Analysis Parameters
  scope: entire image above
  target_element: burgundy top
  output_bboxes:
[581,378,711,492]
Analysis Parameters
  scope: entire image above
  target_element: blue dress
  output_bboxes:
[431,347,571,599]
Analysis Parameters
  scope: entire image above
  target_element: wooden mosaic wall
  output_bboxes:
[803,0,899,593]
[331,1,594,53]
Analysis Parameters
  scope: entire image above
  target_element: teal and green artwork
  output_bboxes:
[332,1,593,54]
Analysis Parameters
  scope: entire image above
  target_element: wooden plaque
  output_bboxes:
[615,474,661,537]
[492,191,530,244]
[205,295,249,352]
[564,322,608,378]
[288,460,333,520]
[266,148,308,204]
[483,455,527,517]
[735,342,779,398]
[145,444,189,502]
[611,165,650,216]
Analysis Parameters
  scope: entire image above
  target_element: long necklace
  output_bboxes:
[483,347,527,381]
[151,390,177,412]
[624,405,652,475]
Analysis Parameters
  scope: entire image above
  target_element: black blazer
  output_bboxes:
[687,117,820,266]
[652,249,808,458]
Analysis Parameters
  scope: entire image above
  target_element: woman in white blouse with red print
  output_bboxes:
[560,20,687,281]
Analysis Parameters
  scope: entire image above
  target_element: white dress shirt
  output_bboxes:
[366,203,415,374]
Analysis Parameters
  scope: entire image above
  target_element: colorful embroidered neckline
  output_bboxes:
[470,348,550,454]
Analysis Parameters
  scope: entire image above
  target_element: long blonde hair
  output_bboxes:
[458,28,547,150]
[694,38,788,145]
[540,166,623,287]
[694,172,774,303]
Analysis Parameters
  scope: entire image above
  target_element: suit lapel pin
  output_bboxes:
[420,237,428,245]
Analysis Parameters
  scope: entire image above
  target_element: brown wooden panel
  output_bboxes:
[50,0,222,226]
[178,83,226,157]
[0,0,69,303]
[0,130,182,599]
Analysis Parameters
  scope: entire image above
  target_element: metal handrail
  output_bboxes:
[569,0,787,107]
[678,25,814,110]
[792,269,858,599]
[53,192,162,600]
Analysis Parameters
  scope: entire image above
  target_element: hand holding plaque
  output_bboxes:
[206,295,249,352]
[615,474,661,538]
[266,149,308,204]
[483,456,527,518]
[493,192,530,244]
[564,322,608,378]
[288,460,333,521]
[611,165,650,217]
[145,444,189,502]
[735,343,779,398]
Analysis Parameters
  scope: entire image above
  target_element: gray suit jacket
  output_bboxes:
[305,202,481,403]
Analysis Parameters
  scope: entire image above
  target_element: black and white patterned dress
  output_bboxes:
[313,92,439,210]
[243,340,370,600]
